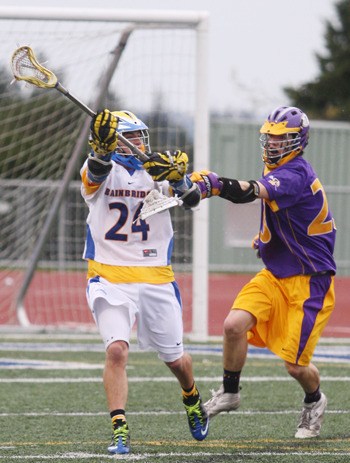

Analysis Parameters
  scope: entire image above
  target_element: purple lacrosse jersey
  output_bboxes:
[258,156,336,278]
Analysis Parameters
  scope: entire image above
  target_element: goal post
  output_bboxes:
[0,7,209,339]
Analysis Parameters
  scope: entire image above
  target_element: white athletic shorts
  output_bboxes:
[86,276,184,362]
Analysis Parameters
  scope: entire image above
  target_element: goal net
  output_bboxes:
[0,8,209,337]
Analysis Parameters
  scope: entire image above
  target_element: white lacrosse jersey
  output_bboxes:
[81,160,175,283]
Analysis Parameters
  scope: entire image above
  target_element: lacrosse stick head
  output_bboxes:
[137,190,183,221]
[11,46,58,89]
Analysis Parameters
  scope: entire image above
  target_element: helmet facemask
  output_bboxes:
[260,132,301,165]
[116,129,150,155]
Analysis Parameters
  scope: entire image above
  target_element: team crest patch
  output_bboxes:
[143,249,157,257]
[267,175,280,189]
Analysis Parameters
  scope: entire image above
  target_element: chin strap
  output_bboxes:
[264,149,302,170]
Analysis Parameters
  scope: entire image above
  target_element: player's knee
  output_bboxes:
[284,361,304,379]
[165,352,190,373]
[166,354,184,369]
[166,357,181,371]
[223,310,254,339]
[223,322,246,340]
[106,340,128,366]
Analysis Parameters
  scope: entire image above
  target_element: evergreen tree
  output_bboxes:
[284,0,350,120]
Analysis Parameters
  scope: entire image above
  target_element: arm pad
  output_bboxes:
[87,154,112,183]
[219,178,260,203]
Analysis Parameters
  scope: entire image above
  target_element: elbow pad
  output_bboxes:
[219,178,260,203]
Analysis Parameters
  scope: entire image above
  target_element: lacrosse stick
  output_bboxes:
[138,182,201,220]
[137,190,183,221]
[11,45,149,162]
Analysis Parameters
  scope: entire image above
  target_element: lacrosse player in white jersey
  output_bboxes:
[80,109,208,455]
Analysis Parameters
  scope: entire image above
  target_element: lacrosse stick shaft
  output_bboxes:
[55,82,95,117]
[55,82,149,161]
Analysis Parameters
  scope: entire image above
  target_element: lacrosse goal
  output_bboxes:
[0,7,209,338]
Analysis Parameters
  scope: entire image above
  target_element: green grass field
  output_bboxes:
[0,333,349,462]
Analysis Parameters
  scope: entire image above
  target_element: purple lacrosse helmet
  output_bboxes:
[259,106,310,165]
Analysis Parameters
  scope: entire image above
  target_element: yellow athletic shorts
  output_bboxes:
[232,268,335,366]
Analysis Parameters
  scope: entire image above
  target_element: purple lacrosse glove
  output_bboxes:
[189,170,222,199]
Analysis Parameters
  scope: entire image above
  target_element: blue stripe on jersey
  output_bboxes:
[84,224,95,259]
[171,280,183,311]
[86,276,100,300]
[167,236,174,265]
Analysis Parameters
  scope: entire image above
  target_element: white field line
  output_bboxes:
[1,451,350,460]
[0,409,349,417]
[1,375,350,383]
[0,359,135,370]
[0,359,104,370]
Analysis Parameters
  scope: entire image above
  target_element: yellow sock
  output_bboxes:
[182,384,199,403]
[112,414,126,429]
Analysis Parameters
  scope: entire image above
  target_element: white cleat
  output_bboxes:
[204,385,241,419]
[295,392,327,438]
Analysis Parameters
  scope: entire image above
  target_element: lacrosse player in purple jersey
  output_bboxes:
[197,106,336,438]
[145,106,336,439]
[80,109,207,455]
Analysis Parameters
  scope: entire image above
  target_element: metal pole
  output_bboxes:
[192,13,210,340]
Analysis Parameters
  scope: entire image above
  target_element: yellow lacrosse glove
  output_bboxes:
[89,109,118,155]
[143,150,188,182]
